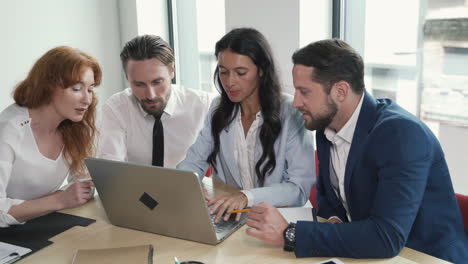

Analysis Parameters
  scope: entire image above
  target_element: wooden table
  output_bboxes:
[18,178,450,264]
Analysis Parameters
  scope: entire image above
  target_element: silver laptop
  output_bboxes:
[85,157,247,245]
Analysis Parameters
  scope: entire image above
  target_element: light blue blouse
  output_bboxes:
[177,94,316,207]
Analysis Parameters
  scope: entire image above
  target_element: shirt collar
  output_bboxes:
[163,85,176,117]
[324,94,364,145]
[235,109,262,121]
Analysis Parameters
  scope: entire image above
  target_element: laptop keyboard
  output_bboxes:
[209,214,244,233]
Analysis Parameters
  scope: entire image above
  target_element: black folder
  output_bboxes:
[0,212,95,255]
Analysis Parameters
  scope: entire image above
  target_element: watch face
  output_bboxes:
[283,223,296,252]
[286,227,295,241]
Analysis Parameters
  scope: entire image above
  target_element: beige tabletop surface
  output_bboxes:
[17,178,451,264]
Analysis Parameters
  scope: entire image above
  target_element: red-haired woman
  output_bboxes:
[0,46,102,227]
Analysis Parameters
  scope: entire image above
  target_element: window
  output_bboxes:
[170,0,225,92]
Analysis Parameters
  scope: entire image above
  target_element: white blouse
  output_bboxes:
[233,110,262,207]
[0,104,71,227]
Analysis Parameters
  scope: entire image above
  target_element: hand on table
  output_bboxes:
[58,180,94,209]
[245,202,288,247]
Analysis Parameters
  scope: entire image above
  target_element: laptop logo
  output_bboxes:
[139,192,158,210]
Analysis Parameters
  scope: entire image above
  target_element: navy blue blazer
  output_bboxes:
[295,92,468,263]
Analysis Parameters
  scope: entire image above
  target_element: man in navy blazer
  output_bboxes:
[246,39,468,263]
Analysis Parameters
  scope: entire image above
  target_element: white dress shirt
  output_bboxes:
[233,110,262,207]
[324,94,364,221]
[0,104,71,227]
[97,85,214,168]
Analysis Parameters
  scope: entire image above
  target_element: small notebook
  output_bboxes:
[0,242,31,264]
[71,245,153,264]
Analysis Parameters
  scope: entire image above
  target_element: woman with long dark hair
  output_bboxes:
[0,46,101,227]
[178,28,315,223]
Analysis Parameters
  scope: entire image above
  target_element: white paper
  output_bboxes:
[311,255,418,264]
[314,258,345,264]
[278,207,314,223]
[0,242,31,264]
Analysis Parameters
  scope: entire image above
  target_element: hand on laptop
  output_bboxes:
[208,192,248,223]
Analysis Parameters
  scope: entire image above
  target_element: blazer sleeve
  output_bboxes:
[295,119,433,258]
[176,98,219,180]
[248,105,316,207]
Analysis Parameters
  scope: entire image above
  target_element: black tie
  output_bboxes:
[152,113,164,166]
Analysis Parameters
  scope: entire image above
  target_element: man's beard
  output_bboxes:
[303,100,338,131]
[139,97,166,116]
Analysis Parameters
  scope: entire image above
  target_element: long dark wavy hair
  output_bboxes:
[207,28,282,185]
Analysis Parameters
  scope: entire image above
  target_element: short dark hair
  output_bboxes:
[292,39,365,94]
[120,35,174,72]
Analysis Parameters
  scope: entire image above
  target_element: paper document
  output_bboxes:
[314,258,345,264]
[0,242,31,264]
[311,255,418,264]
[278,207,314,223]
[380,256,418,264]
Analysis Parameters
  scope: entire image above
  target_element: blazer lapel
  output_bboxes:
[317,130,348,220]
[344,92,378,214]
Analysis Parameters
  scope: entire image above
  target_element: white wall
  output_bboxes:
[225,0,299,94]
[300,0,332,47]
[117,0,169,89]
[136,0,169,41]
[118,0,139,48]
[0,0,123,111]
[225,0,332,94]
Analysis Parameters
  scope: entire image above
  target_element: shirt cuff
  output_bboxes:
[241,190,254,207]
[0,199,25,227]
[328,216,343,222]
[59,177,93,191]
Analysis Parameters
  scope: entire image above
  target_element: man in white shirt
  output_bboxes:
[97,35,214,168]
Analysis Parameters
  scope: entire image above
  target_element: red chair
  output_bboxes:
[205,166,213,177]
[309,151,319,208]
[456,193,468,230]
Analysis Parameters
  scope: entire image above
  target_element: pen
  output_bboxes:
[229,208,251,213]
[230,206,287,214]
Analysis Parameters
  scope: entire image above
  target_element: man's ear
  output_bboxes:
[169,63,175,79]
[332,81,351,102]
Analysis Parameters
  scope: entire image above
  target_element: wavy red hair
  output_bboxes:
[13,46,102,176]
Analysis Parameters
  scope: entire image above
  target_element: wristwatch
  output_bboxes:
[283,222,296,252]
